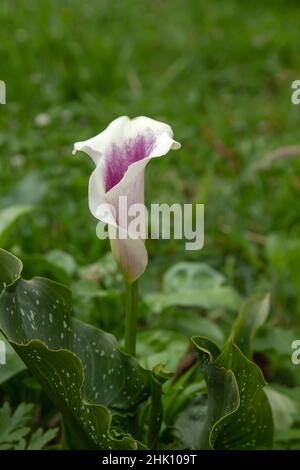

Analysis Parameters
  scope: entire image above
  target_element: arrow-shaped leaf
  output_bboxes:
[189,337,274,449]
[0,249,23,295]
[229,293,270,358]
[0,205,33,247]
[213,342,274,449]
[191,337,240,449]
[0,250,26,382]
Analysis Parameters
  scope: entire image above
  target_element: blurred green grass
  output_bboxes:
[1,0,300,316]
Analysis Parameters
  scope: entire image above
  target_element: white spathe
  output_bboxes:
[73,116,181,283]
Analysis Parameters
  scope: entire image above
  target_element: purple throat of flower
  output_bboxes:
[104,132,156,192]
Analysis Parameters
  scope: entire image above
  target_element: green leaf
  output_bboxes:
[22,250,77,284]
[164,364,204,426]
[0,248,23,295]
[4,171,48,206]
[175,395,209,449]
[147,365,172,449]
[190,337,239,449]
[145,262,241,313]
[229,293,270,358]
[27,427,58,450]
[152,308,225,346]
[0,333,26,384]
[0,205,33,246]
[71,279,123,337]
[214,342,274,449]
[0,400,56,450]
[265,387,297,432]
[186,337,274,449]
[0,249,151,449]
[0,250,26,382]
[0,402,33,448]
[254,326,297,356]
[45,250,77,277]
[136,330,189,372]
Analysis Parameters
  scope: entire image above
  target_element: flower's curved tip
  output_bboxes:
[72,141,87,156]
[72,142,81,155]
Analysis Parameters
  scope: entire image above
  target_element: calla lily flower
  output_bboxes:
[73,116,180,283]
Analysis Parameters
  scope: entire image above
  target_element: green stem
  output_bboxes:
[124,280,138,357]
[147,376,163,449]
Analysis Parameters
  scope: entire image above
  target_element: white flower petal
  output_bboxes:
[106,130,180,201]
[73,116,130,164]
[74,116,180,191]
[88,160,106,218]
[109,227,148,283]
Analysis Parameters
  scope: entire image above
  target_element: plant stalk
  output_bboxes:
[147,375,163,449]
[124,280,138,357]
